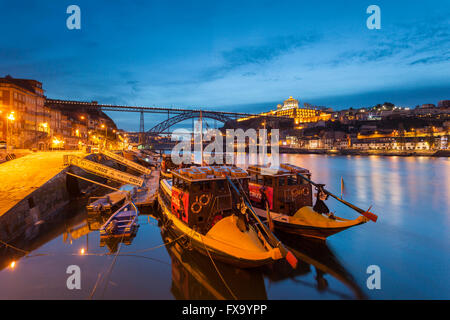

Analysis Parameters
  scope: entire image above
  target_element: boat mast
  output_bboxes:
[200,110,203,165]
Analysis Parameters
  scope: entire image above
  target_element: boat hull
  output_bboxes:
[157,193,280,268]
[254,207,367,241]
[272,220,364,240]
[99,202,139,239]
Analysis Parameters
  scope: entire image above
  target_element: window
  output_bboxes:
[263,176,272,187]
[279,177,286,186]
[216,180,227,192]
[200,181,211,192]
[287,175,297,186]
[191,183,201,193]
[174,177,188,191]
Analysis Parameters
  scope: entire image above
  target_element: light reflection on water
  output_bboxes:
[0,155,448,299]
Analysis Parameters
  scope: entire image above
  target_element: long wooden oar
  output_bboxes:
[266,202,274,232]
[226,176,298,269]
[296,173,378,222]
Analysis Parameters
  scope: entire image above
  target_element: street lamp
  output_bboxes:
[40,122,48,133]
[6,112,15,152]
[80,115,88,145]
[101,124,107,148]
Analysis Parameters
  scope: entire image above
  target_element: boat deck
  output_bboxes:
[132,170,160,210]
[88,191,127,212]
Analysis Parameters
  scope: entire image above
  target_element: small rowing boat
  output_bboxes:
[86,190,127,215]
[99,201,139,238]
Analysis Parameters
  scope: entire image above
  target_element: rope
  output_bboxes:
[0,238,30,255]
[16,231,184,260]
[89,232,126,300]
[89,200,139,299]
[89,272,103,300]
[199,232,238,300]
[119,233,185,254]
[234,178,280,246]
[100,236,124,299]
[66,172,120,191]
[100,201,138,298]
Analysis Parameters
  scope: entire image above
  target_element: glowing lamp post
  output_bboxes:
[101,124,107,148]
[52,137,63,150]
[6,112,15,152]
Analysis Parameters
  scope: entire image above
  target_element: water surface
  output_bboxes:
[0,154,448,299]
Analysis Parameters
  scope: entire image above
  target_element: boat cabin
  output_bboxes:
[246,163,313,215]
[162,166,249,234]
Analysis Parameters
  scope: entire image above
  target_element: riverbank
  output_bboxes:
[0,151,120,245]
[279,147,450,157]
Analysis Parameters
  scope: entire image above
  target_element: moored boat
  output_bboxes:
[86,190,128,215]
[157,165,285,268]
[99,201,139,238]
[160,153,192,179]
[247,163,372,240]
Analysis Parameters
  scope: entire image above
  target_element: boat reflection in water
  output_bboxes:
[99,236,137,254]
[263,233,366,299]
[87,214,137,254]
[162,224,365,300]
[161,228,267,300]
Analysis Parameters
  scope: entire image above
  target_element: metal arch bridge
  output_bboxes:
[147,110,235,134]
[45,99,288,136]
[46,99,256,117]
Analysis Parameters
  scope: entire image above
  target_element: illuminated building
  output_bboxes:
[1,76,117,150]
[0,75,47,148]
[238,96,332,124]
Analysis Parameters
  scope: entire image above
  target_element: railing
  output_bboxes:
[211,194,232,213]
[100,149,151,175]
[63,154,144,186]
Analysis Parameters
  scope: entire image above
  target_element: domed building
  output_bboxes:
[274,96,323,123]
[238,96,332,124]
[280,96,299,109]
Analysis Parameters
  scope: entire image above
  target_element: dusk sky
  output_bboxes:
[1,0,449,130]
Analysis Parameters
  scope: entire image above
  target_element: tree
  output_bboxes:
[397,123,406,150]
[425,126,435,150]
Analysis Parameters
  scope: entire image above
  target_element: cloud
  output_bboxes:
[126,80,141,93]
[409,54,450,65]
[200,34,320,81]
[331,17,450,67]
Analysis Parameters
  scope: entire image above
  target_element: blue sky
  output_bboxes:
[1,0,449,130]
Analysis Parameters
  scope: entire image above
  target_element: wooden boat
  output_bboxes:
[86,190,128,215]
[160,154,191,179]
[157,165,284,268]
[99,202,139,238]
[247,164,368,240]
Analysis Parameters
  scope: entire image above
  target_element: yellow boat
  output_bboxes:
[247,164,369,240]
[157,165,283,268]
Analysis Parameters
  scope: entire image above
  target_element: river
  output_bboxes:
[0,154,448,299]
